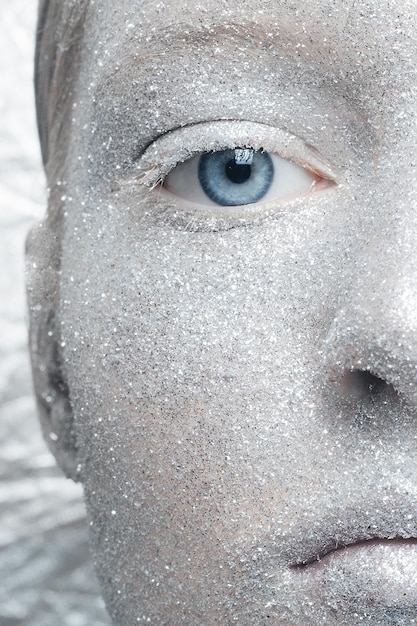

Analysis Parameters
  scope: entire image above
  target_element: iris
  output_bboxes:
[198,148,274,206]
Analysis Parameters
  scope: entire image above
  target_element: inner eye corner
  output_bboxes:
[320,175,338,190]
[296,160,336,184]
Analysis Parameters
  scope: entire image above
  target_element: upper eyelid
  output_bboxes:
[131,120,340,188]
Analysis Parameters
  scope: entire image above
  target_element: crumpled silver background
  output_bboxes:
[0,1,110,623]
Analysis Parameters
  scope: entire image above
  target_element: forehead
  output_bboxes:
[91,0,417,66]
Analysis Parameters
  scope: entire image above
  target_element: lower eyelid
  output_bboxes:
[115,175,340,234]
[154,182,333,231]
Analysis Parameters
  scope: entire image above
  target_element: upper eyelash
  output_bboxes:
[131,119,339,189]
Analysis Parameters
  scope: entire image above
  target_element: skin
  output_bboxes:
[27,0,417,623]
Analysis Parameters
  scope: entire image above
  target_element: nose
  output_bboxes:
[323,186,417,407]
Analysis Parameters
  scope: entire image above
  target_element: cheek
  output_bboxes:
[58,183,368,531]
[59,197,353,524]
[57,186,414,622]
[61,207,336,410]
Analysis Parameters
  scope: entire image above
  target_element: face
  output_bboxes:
[29,0,417,623]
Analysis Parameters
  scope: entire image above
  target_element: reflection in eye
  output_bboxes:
[164,147,321,207]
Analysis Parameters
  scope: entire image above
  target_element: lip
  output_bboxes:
[244,501,417,620]
[290,538,417,614]
[274,504,417,617]
[280,502,417,568]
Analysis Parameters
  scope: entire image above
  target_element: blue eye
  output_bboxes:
[163,146,322,208]
[198,149,273,206]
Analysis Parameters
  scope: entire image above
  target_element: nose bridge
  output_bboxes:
[324,177,417,402]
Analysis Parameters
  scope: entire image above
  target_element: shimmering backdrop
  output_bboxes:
[0,2,110,623]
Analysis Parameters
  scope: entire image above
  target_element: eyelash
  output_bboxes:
[126,120,337,232]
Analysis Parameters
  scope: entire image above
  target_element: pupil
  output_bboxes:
[225,160,251,184]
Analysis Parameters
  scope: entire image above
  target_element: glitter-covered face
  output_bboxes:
[53,0,417,623]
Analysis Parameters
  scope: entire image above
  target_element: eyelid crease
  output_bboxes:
[131,119,339,188]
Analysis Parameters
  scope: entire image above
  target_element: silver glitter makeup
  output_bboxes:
[27,0,417,623]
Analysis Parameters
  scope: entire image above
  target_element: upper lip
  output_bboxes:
[258,496,417,570]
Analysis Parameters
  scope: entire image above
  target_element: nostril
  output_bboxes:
[340,369,392,400]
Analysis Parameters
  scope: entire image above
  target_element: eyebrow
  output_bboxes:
[96,11,392,111]
[96,19,329,95]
